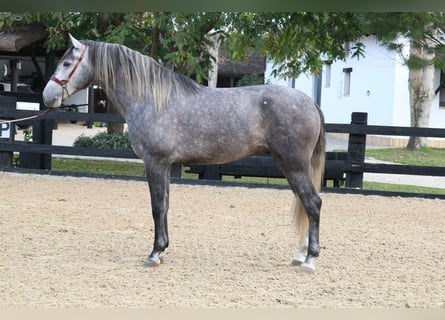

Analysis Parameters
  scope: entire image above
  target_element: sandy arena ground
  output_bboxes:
[0,172,444,308]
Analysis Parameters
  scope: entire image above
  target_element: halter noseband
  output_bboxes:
[50,44,88,100]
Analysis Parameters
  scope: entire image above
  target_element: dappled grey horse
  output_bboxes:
[43,35,326,272]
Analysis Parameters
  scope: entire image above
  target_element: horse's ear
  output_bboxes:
[69,33,82,49]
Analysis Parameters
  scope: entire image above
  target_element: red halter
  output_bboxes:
[50,44,88,99]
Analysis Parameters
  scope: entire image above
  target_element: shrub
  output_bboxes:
[236,73,264,87]
[73,131,132,149]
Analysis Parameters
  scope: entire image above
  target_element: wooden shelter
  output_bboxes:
[0,24,54,170]
[0,23,47,54]
[217,48,266,87]
[0,23,52,92]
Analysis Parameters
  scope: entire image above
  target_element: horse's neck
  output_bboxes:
[96,77,155,120]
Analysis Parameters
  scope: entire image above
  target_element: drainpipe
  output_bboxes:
[313,74,322,107]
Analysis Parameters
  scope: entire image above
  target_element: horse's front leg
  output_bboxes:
[143,162,171,267]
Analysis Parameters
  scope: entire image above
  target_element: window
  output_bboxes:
[343,67,352,96]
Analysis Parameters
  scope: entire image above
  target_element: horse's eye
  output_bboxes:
[63,61,72,67]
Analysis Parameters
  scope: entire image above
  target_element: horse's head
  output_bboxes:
[43,34,93,109]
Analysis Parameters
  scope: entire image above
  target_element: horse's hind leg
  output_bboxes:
[287,170,321,272]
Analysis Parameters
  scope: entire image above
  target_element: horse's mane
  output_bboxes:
[83,40,201,111]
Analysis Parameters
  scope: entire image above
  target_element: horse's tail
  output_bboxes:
[293,105,325,244]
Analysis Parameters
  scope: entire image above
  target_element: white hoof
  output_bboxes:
[143,257,160,267]
[143,255,164,267]
[291,252,306,266]
[301,262,315,273]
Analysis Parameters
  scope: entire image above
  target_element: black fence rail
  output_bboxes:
[186,151,348,187]
[0,92,132,169]
[1,93,445,192]
[323,113,445,188]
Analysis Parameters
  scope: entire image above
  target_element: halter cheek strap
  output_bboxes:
[50,44,88,100]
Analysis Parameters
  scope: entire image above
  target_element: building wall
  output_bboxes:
[265,36,445,130]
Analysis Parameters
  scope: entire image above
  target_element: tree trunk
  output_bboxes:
[407,42,435,150]
[206,33,220,88]
[151,24,161,61]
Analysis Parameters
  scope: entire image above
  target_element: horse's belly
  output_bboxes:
[179,136,267,165]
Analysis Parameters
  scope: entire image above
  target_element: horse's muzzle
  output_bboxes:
[42,95,62,109]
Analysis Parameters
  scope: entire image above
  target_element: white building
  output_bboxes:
[265,36,445,147]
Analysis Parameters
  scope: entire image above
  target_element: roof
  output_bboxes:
[0,24,47,54]
[218,48,266,77]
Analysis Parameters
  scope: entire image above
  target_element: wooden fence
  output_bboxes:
[1,92,445,194]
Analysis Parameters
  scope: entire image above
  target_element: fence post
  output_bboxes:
[345,112,367,188]
[202,165,221,180]
[18,119,43,170]
[41,117,54,170]
[0,124,13,167]
[171,164,182,178]
[0,95,16,168]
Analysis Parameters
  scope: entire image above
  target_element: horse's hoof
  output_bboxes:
[291,253,306,266]
[291,259,302,266]
[300,262,315,273]
[143,257,161,267]
[291,258,304,266]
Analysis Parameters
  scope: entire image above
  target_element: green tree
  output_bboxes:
[0,12,365,80]
[362,12,445,150]
[0,12,224,80]
[224,12,364,78]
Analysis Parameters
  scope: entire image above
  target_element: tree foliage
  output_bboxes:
[224,12,364,78]
[0,12,225,81]
[0,12,365,80]
[361,12,445,69]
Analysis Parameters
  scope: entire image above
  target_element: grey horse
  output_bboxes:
[43,34,325,272]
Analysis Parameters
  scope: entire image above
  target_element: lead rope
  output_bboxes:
[0,108,54,125]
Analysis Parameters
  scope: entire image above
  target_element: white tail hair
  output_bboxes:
[292,106,325,244]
